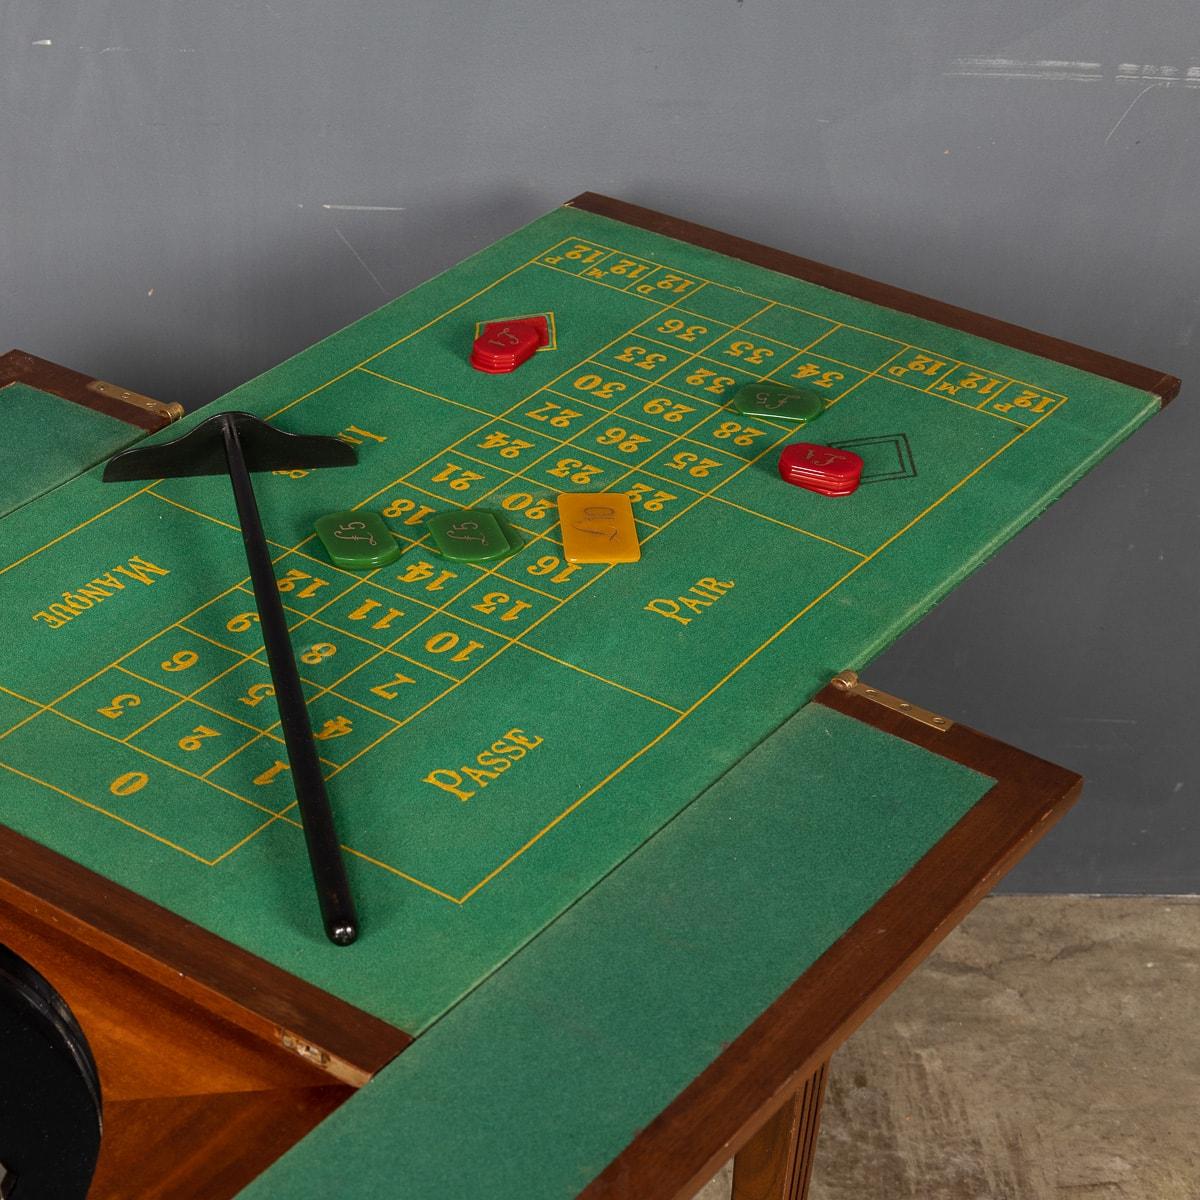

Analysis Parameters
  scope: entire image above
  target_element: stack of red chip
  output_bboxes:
[777,442,864,496]
[470,320,543,374]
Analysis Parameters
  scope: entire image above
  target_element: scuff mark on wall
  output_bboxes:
[946,58,1200,87]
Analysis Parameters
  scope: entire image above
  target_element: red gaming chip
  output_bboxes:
[777,442,864,496]
[482,314,550,347]
[470,321,541,374]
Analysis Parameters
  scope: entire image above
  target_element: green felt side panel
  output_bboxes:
[0,383,145,518]
[238,704,995,1199]
[0,205,1158,1032]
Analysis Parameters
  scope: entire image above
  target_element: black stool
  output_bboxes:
[0,944,102,1199]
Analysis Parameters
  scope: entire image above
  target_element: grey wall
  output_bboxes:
[2,0,1195,892]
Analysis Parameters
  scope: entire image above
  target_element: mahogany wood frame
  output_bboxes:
[1,349,183,431]
[730,1061,830,1200]
[0,898,355,1200]
[0,830,410,1086]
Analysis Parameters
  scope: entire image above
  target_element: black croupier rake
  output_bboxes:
[104,411,360,946]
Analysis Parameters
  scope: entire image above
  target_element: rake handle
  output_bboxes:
[221,415,358,946]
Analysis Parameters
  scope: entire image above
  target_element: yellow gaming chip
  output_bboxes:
[557,492,641,564]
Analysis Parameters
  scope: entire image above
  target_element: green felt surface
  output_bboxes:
[0,204,1159,1033]
[0,383,145,518]
[238,703,995,1199]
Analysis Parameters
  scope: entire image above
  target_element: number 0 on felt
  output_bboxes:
[558,492,641,564]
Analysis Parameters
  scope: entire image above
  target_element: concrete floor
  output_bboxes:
[696,895,1200,1200]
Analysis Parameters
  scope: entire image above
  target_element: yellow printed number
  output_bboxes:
[276,569,329,599]
[710,420,766,447]
[607,258,652,279]
[642,396,695,424]
[98,693,141,720]
[791,363,845,389]
[655,318,708,344]
[431,462,485,492]
[300,642,337,666]
[346,600,406,630]
[525,401,583,429]
[595,427,650,454]
[477,431,534,459]
[626,483,678,512]
[239,683,275,708]
[892,354,946,378]
[572,373,626,401]
[423,632,485,663]
[644,273,694,294]
[110,772,148,797]
[396,560,458,592]
[563,243,604,262]
[315,716,354,741]
[992,388,1058,415]
[501,493,554,521]
[546,459,604,485]
[684,368,737,395]
[526,555,581,585]
[472,592,533,623]
[724,340,774,366]
[337,424,386,447]
[665,452,723,479]
[254,761,290,786]
[370,672,416,701]
[178,725,220,752]
[614,346,668,371]
[382,497,437,525]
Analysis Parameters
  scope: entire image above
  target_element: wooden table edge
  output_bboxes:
[580,684,1084,1200]
[0,826,411,1084]
[0,348,183,431]
[565,193,1180,407]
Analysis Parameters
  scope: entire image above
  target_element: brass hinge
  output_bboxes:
[88,379,184,424]
[830,670,953,732]
[276,1030,371,1087]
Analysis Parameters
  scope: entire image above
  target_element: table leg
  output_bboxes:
[730,1060,829,1200]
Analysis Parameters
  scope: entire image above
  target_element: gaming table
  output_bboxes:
[0,195,1177,1198]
